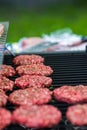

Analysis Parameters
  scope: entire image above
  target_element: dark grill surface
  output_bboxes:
[3,52,87,130]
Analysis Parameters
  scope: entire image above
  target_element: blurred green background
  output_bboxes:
[0,0,87,42]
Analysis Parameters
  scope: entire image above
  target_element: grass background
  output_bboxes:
[0,1,87,42]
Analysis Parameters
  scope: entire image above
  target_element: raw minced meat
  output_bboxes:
[0,64,16,77]
[0,108,12,130]
[13,54,44,65]
[53,85,87,104]
[66,104,87,126]
[0,89,8,106]
[9,87,52,106]
[0,76,14,91]
[12,105,62,128]
[15,75,52,89]
[16,64,53,76]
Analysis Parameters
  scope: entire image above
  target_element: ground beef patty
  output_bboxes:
[13,54,44,65]
[53,85,87,104]
[9,87,52,106]
[16,64,53,76]
[0,76,14,91]
[66,104,87,126]
[0,108,12,130]
[0,65,15,77]
[0,89,8,106]
[12,105,62,128]
[15,75,52,89]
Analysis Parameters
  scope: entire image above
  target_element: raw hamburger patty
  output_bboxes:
[9,87,52,106]
[13,54,44,65]
[66,104,87,126]
[0,76,14,91]
[15,75,52,89]
[16,64,53,76]
[53,85,87,104]
[0,108,12,130]
[0,89,8,106]
[13,105,62,128]
[0,65,15,77]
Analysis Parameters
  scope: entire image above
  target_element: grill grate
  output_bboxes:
[3,52,87,130]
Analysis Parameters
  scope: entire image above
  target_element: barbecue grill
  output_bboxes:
[3,51,87,130]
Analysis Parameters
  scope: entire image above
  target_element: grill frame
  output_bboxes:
[3,51,87,130]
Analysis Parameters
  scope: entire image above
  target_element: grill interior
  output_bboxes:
[3,52,87,130]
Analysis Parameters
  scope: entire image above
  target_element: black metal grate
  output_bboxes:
[3,52,87,130]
